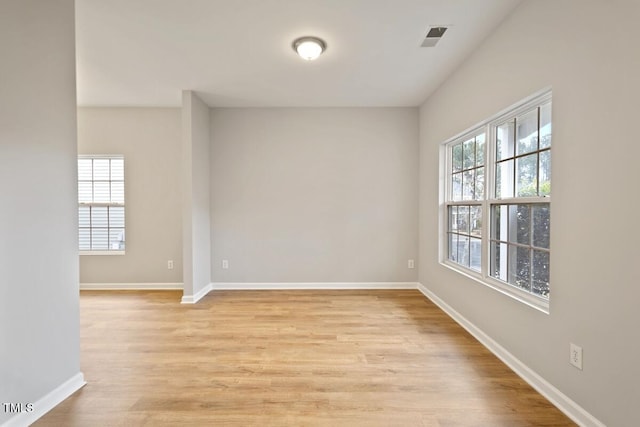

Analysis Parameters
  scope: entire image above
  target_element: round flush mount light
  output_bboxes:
[292,36,326,61]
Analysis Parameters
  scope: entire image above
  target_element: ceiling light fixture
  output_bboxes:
[292,36,326,61]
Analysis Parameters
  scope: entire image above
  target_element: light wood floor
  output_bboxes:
[36,290,574,426]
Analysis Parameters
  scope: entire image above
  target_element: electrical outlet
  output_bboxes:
[167,260,174,270]
[408,259,415,269]
[570,343,583,370]
[222,259,229,269]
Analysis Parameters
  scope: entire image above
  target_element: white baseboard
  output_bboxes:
[181,283,213,304]
[181,282,417,303]
[416,283,605,427]
[80,282,183,290]
[211,282,419,291]
[1,372,85,427]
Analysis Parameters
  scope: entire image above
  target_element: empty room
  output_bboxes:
[1,0,639,426]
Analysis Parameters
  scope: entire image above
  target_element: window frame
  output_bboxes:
[440,89,552,313]
[78,154,126,256]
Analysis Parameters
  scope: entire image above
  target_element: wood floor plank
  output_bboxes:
[35,290,575,426]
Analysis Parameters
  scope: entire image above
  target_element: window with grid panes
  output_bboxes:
[78,156,125,253]
[447,132,485,272]
[443,90,551,311]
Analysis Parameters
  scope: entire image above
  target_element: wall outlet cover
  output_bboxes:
[570,343,583,370]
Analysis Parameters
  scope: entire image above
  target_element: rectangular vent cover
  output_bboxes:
[421,26,448,47]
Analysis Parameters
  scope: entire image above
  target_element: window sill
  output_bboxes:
[80,251,125,256]
[440,260,549,314]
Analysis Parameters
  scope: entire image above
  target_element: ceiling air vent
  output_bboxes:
[421,26,448,47]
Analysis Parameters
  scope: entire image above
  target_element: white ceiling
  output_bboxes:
[75,0,522,107]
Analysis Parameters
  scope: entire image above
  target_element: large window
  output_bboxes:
[78,156,125,254]
[443,90,551,311]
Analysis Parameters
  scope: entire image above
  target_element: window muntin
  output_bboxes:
[490,101,551,296]
[450,133,485,201]
[447,131,485,273]
[495,102,551,199]
[78,156,125,253]
[447,205,482,272]
[489,203,550,297]
[443,90,551,310]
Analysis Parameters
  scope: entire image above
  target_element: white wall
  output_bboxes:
[77,108,182,284]
[419,1,640,425]
[210,108,419,283]
[182,91,211,299]
[0,0,83,424]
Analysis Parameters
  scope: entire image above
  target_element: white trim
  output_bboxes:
[211,282,419,291]
[181,283,213,304]
[180,282,417,303]
[440,261,549,314]
[416,283,605,427]
[80,282,183,290]
[1,372,85,427]
[440,87,552,146]
[78,153,124,159]
[79,250,125,256]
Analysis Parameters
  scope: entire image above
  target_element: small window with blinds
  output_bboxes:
[78,156,125,254]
